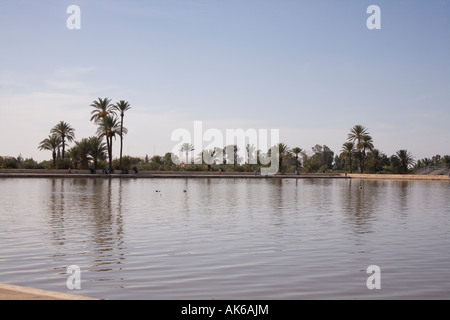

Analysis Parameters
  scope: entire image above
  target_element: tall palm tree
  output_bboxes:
[179,143,194,164]
[38,134,62,167]
[396,149,415,174]
[90,98,115,123]
[113,100,131,169]
[347,125,373,174]
[359,135,374,173]
[276,143,290,173]
[291,147,302,171]
[96,115,123,169]
[88,136,107,170]
[347,125,369,145]
[340,142,356,173]
[50,121,75,159]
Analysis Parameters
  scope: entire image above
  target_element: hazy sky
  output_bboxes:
[1,0,449,162]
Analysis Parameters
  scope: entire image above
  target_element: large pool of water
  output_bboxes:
[0,177,449,299]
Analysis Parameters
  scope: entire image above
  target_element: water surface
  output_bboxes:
[0,178,449,299]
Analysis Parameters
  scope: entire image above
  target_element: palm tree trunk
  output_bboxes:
[109,136,113,169]
[349,155,353,173]
[52,151,56,167]
[105,136,111,169]
[119,115,124,169]
[360,151,366,174]
[62,137,65,159]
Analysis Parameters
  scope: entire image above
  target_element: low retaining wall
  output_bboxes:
[0,169,448,181]
[346,173,450,181]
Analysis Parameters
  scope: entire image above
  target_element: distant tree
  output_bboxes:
[291,147,303,171]
[75,138,91,170]
[366,149,387,173]
[163,152,178,169]
[358,135,374,173]
[38,134,62,167]
[51,121,75,159]
[246,144,256,165]
[347,125,373,173]
[88,136,107,170]
[202,149,220,169]
[340,142,356,173]
[90,97,115,123]
[96,115,122,169]
[113,100,131,169]
[396,149,415,174]
[179,143,194,164]
[66,145,81,169]
[441,155,450,169]
[152,155,164,165]
[276,143,290,172]
[389,154,401,173]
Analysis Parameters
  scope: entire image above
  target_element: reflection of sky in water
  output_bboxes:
[0,178,449,300]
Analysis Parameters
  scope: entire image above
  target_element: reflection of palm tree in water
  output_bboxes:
[342,180,377,235]
[48,179,66,245]
[46,179,126,273]
[90,179,126,271]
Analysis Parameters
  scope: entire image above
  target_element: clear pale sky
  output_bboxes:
[1,0,449,162]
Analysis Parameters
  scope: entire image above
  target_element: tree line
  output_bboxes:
[35,97,131,171]
[2,113,449,175]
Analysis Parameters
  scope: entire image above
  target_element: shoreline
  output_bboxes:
[0,169,449,181]
[0,283,98,300]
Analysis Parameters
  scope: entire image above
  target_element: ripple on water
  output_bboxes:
[0,178,449,299]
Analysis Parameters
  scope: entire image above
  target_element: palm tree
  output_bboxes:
[276,143,290,173]
[367,148,385,173]
[38,134,62,167]
[66,146,81,169]
[246,144,256,165]
[75,138,91,170]
[50,121,75,159]
[396,149,415,174]
[90,98,115,123]
[113,100,131,169]
[179,143,194,164]
[291,147,302,172]
[359,135,374,173]
[340,142,356,173]
[442,155,450,169]
[347,125,369,145]
[88,136,107,170]
[347,125,373,173]
[96,115,123,169]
